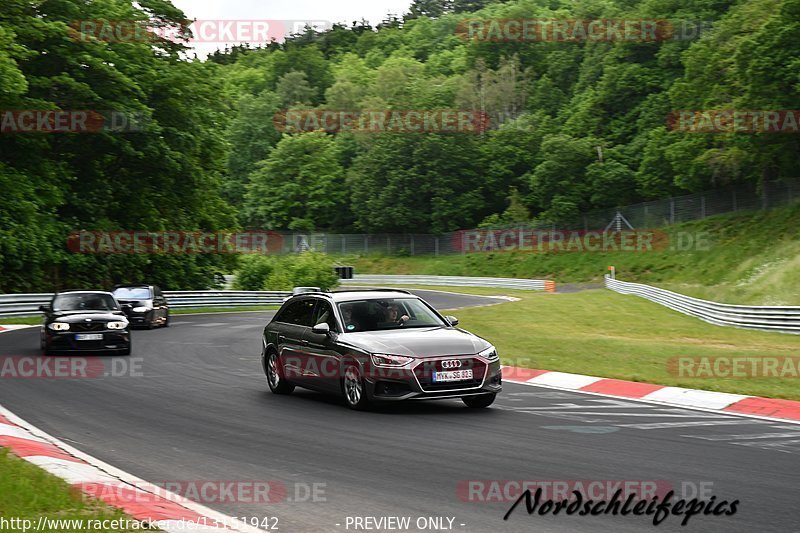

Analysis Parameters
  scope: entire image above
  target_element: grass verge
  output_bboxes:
[406,285,800,400]
[0,448,156,532]
[341,201,800,305]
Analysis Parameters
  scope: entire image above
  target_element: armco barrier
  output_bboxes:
[605,275,800,334]
[341,274,553,291]
[0,291,291,318]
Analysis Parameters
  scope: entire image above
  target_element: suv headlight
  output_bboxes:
[133,306,149,313]
[48,322,70,331]
[479,346,499,362]
[107,321,127,330]
[371,354,414,367]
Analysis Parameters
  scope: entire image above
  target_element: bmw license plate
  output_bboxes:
[75,333,103,341]
[432,369,473,382]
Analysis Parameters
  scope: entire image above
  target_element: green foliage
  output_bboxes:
[0,0,235,292]
[234,252,340,291]
[2,0,799,293]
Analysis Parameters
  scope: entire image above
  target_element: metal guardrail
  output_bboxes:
[341,275,555,292]
[0,291,291,318]
[605,275,800,334]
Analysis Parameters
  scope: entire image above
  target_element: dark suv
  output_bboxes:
[261,289,502,410]
[112,284,169,329]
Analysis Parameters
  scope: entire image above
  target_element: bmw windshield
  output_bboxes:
[53,293,119,312]
[338,298,447,332]
[113,287,152,299]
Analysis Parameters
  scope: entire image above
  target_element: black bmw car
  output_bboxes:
[261,289,502,410]
[40,291,132,355]
[112,284,170,329]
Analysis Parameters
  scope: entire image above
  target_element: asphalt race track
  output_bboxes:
[0,289,797,532]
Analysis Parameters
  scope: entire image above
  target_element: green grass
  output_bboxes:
[0,449,156,532]
[0,316,41,325]
[403,285,800,400]
[341,201,800,305]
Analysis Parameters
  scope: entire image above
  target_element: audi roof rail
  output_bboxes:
[330,288,413,295]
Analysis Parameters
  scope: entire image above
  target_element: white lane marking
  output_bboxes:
[641,387,749,410]
[505,380,800,426]
[683,432,800,441]
[732,439,800,453]
[526,371,603,389]
[619,420,766,430]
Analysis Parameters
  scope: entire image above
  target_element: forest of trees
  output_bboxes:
[1,0,799,291]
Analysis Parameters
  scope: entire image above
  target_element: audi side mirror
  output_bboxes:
[39,304,51,313]
[312,323,331,334]
[445,316,459,327]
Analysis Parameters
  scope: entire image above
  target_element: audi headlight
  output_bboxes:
[48,322,70,331]
[107,321,127,330]
[479,345,499,362]
[371,354,414,367]
[132,306,148,313]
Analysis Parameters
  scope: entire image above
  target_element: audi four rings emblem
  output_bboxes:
[441,360,462,369]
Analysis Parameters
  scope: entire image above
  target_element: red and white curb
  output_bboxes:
[502,366,800,423]
[0,405,267,532]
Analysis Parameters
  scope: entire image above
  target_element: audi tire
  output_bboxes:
[462,393,496,408]
[342,364,371,411]
[266,351,295,395]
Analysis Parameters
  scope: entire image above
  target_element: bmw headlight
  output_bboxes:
[479,345,499,362]
[47,322,70,331]
[107,321,127,330]
[371,354,414,367]
[132,306,149,313]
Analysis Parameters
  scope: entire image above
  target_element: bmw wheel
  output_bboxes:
[266,351,294,394]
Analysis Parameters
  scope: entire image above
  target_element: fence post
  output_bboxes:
[700,195,706,218]
[364,236,368,254]
[341,236,346,254]
[669,198,675,224]
[410,235,415,255]
[387,235,391,254]
[435,236,439,257]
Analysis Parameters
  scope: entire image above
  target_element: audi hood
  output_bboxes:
[341,327,491,357]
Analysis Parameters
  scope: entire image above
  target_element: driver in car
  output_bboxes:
[386,304,410,324]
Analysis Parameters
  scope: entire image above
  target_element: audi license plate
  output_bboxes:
[75,333,103,341]
[432,369,473,383]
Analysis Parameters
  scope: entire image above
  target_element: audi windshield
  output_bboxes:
[338,298,446,332]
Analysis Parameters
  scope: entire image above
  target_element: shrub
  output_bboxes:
[233,252,340,291]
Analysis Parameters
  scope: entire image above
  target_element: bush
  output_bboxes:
[232,255,276,291]
[233,252,340,291]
